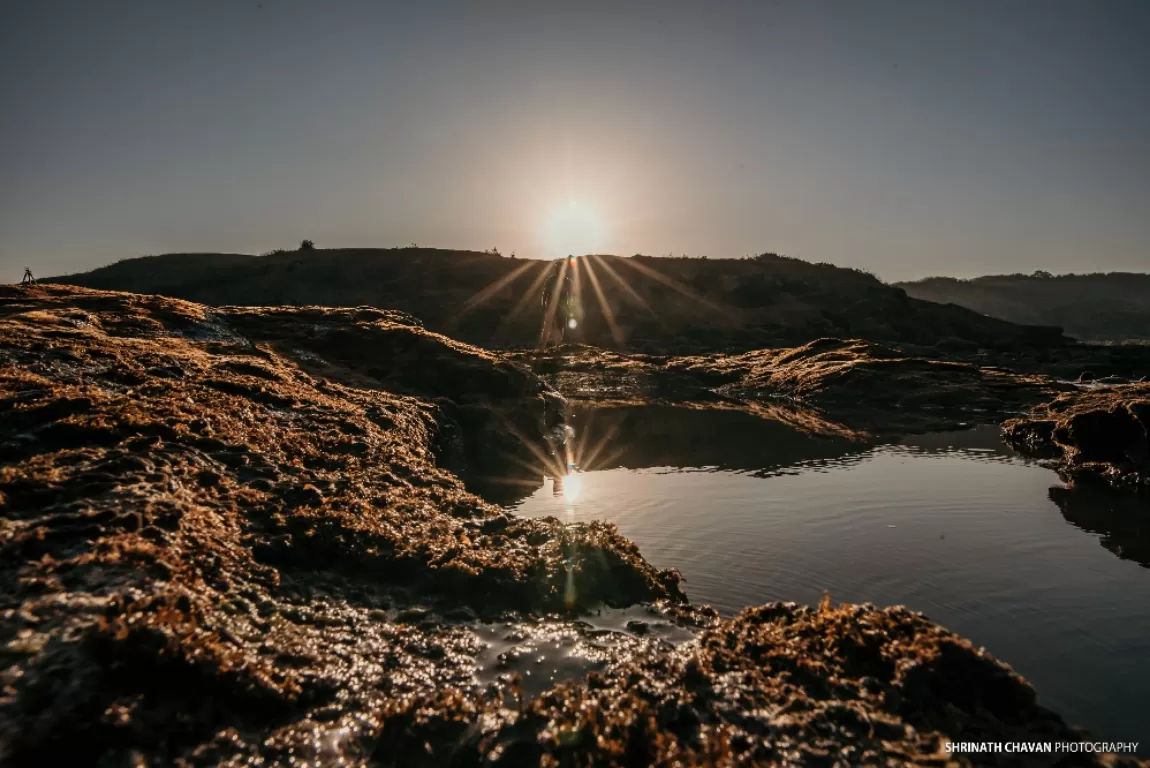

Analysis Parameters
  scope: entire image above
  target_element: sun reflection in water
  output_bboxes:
[562,472,583,503]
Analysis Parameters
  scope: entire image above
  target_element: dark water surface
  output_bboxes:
[504,404,1150,751]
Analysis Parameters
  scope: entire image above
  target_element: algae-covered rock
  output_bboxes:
[1004,384,1150,492]
[516,339,1068,434]
[0,286,1141,766]
[0,286,681,764]
[374,600,1141,767]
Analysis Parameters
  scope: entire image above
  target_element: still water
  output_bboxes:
[505,404,1150,751]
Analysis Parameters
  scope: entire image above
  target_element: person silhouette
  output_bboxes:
[21,268,36,285]
[540,260,564,346]
[558,255,579,340]
[540,256,580,346]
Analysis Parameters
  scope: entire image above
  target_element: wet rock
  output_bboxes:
[624,618,650,635]
[0,285,681,764]
[514,339,1069,435]
[0,286,1140,766]
[1004,384,1150,493]
[375,601,1142,767]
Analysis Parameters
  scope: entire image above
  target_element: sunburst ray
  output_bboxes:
[580,256,625,347]
[615,255,735,319]
[589,255,656,316]
[459,259,538,314]
[499,260,553,327]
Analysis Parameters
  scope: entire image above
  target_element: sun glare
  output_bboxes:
[544,201,605,257]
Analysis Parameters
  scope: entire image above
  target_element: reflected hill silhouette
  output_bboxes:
[1049,485,1150,568]
[897,424,1032,461]
[466,403,875,504]
[564,403,871,473]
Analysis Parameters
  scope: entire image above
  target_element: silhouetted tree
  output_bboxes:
[300,239,315,251]
[1032,270,1053,279]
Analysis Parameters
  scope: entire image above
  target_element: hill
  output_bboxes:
[897,272,1150,342]
[49,248,1066,353]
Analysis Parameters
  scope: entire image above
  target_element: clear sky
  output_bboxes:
[3,0,1148,281]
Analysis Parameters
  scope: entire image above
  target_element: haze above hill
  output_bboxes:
[49,247,1066,354]
[5,2,1149,279]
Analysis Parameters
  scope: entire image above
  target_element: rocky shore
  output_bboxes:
[517,338,1071,435]
[1,286,1143,766]
[1003,384,1150,493]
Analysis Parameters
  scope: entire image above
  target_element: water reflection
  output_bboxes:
[498,403,1150,750]
[897,426,1031,461]
[556,472,582,502]
[1050,485,1150,568]
[471,403,877,505]
[482,403,1149,578]
[564,403,871,474]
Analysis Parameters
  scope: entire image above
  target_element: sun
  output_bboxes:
[543,201,605,257]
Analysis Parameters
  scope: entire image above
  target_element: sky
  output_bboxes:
[2,0,1148,281]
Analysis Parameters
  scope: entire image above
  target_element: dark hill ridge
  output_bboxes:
[51,248,1067,354]
[897,272,1150,342]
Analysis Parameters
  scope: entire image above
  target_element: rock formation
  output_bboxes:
[0,286,1141,766]
[1004,384,1150,493]
[519,338,1071,434]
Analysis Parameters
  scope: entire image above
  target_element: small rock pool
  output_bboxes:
[499,404,1150,752]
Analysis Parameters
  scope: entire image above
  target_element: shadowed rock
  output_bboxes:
[1004,384,1150,492]
[517,339,1069,435]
